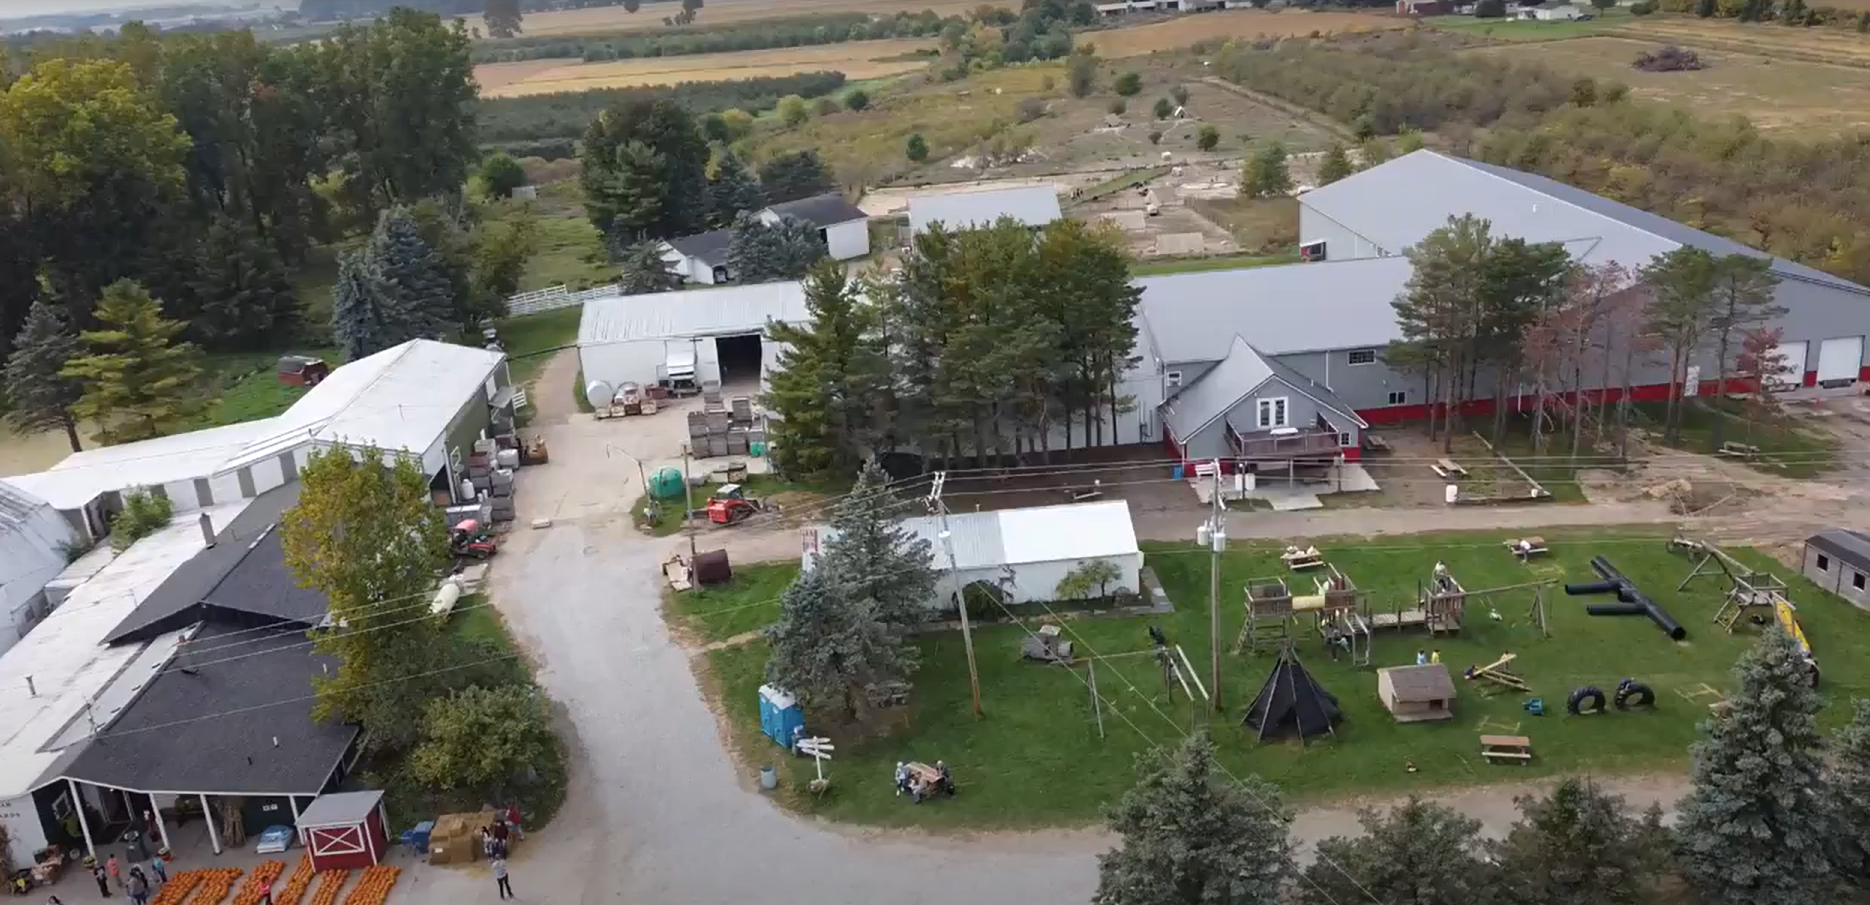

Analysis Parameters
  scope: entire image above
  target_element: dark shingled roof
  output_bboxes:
[53,622,356,795]
[1809,530,1870,571]
[666,228,736,266]
[106,483,325,645]
[764,193,867,228]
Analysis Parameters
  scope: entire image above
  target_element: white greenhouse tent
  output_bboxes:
[0,482,74,657]
[800,500,1143,612]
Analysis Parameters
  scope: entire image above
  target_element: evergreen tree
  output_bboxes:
[483,0,522,37]
[1094,732,1290,905]
[1675,624,1838,905]
[367,206,456,345]
[1642,246,1719,446]
[905,133,930,162]
[727,212,826,283]
[1705,254,1783,448]
[1827,699,1870,882]
[590,140,666,246]
[580,99,708,242]
[1316,142,1353,185]
[3,300,85,452]
[62,280,207,444]
[706,151,767,229]
[1241,142,1292,199]
[190,216,302,351]
[758,150,835,205]
[617,239,683,295]
[1300,799,1493,905]
[820,459,936,630]
[763,564,916,720]
[1490,777,1664,905]
[763,260,886,474]
[330,251,387,362]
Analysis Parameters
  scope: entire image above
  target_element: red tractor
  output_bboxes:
[451,519,498,559]
[705,484,768,525]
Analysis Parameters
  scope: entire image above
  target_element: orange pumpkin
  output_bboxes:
[272,856,318,905]
[306,869,350,905]
[337,865,400,905]
[231,860,286,905]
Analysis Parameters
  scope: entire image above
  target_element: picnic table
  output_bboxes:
[1431,458,1469,479]
[1480,734,1533,764]
[1505,536,1548,561]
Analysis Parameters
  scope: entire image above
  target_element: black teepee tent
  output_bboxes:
[1241,645,1341,743]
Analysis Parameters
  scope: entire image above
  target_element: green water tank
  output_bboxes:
[648,467,686,501]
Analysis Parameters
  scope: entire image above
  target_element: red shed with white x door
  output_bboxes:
[297,790,389,871]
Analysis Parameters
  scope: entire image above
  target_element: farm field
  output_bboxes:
[1613,17,1870,67]
[701,527,1870,828]
[1470,35,1870,134]
[1091,9,1397,56]
[473,0,981,38]
[1427,7,1629,42]
[477,38,934,96]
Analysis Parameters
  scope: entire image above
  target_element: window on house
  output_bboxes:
[1299,239,1328,262]
[1338,432,1353,447]
[1818,554,1831,572]
[1387,390,1407,406]
[1856,572,1866,591]
[1166,370,1183,388]
[1256,397,1289,429]
[1347,349,1377,366]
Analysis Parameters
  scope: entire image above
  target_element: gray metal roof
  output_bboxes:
[1136,257,1415,363]
[1162,336,1364,441]
[666,228,736,266]
[579,281,809,345]
[765,193,867,227]
[296,789,384,827]
[1809,530,1870,570]
[1301,151,1868,294]
[908,185,1062,234]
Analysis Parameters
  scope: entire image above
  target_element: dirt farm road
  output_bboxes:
[378,350,1870,905]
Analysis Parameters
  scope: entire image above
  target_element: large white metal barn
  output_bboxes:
[576,281,810,395]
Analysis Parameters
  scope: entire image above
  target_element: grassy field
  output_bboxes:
[477,39,935,96]
[702,526,1870,828]
[1428,7,1629,41]
[473,0,981,38]
[189,347,343,429]
[1090,10,1398,56]
[666,562,797,643]
[1634,400,1841,478]
[1614,16,1870,67]
[1469,34,1870,134]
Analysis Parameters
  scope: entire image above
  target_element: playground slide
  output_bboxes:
[1775,598,1813,658]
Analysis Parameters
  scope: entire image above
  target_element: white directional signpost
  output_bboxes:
[797,736,835,794]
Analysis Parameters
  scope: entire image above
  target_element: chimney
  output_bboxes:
[199,512,216,548]
[25,676,34,697]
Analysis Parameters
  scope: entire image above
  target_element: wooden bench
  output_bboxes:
[1281,546,1324,571]
[1362,432,1392,453]
[1718,441,1761,459]
[1431,458,1469,479]
[1505,537,1548,561]
[1480,734,1533,764]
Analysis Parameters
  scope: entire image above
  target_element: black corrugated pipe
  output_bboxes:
[1564,556,1686,641]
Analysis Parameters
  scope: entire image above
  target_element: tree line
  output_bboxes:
[480,70,848,144]
[471,11,943,63]
[763,220,1140,478]
[1390,214,1787,459]
[1212,32,1870,291]
[1654,0,1870,30]
[1096,623,1870,905]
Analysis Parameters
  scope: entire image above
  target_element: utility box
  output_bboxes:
[758,685,804,748]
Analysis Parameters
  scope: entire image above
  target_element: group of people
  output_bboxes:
[892,761,957,804]
[479,803,523,900]
[75,853,167,903]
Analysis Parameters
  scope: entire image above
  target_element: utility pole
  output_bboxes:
[682,443,697,558]
[929,472,982,719]
[1207,459,1225,713]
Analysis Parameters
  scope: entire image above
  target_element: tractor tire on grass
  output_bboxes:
[1567,685,1607,715]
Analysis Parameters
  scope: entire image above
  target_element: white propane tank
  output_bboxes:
[431,578,463,617]
[1445,484,1459,505]
[458,479,475,500]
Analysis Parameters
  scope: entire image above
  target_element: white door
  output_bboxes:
[1769,341,1807,390]
[1817,336,1864,385]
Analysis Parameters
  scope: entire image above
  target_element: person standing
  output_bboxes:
[92,864,110,898]
[106,856,121,890]
[125,870,148,905]
[504,803,523,841]
[491,856,512,900]
[147,859,166,887]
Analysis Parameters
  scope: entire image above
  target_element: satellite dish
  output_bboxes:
[586,380,614,409]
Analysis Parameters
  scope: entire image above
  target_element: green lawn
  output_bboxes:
[1427,7,1628,42]
[1635,400,1840,478]
[704,527,1870,828]
[632,474,833,537]
[190,347,341,428]
[495,306,583,389]
[667,562,797,643]
[1130,252,1299,276]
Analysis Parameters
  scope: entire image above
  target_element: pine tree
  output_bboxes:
[1241,141,1292,199]
[762,260,886,474]
[367,206,455,345]
[1301,799,1493,905]
[820,459,936,630]
[727,212,826,283]
[617,239,682,295]
[1491,777,1664,905]
[706,151,766,229]
[1317,142,1353,185]
[191,216,302,351]
[1827,699,1870,882]
[1642,246,1719,446]
[330,251,387,362]
[3,300,86,452]
[1094,732,1290,905]
[62,280,208,444]
[1705,254,1783,449]
[763,564,916,720]
[758,150,835,205]
[1675,623,1837,905]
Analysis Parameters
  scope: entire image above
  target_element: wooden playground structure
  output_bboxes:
[1670,536,1818,682]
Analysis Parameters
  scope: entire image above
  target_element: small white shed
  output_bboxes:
[801,500,1143,612]
[0,482,73,657]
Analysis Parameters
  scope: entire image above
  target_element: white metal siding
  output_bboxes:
[580,338,670,391]
[249,457,287,496]
[825,220,870,261]
[1771,341,1809,387]
[1818,336,1864,384]
[208,471,242,506]
[0,795,46,859]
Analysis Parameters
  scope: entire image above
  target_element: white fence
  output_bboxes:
[505,283,621,318]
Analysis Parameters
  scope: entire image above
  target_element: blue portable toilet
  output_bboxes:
[758,685,805,748]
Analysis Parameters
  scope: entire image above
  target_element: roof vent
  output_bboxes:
[199,512,216,548]
[1531,203,1540,214]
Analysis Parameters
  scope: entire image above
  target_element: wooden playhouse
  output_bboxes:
[1376,663,1456,723]
[297,790,391,871]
